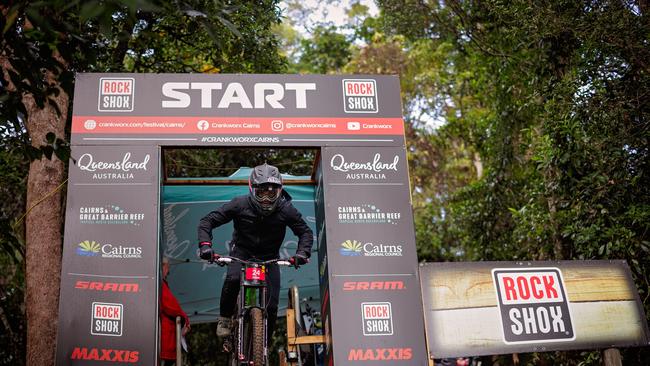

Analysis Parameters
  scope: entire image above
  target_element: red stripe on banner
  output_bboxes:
[72,116,405,136]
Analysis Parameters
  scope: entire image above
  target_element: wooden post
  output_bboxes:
[603,348,622,366]
[176,316,182,366]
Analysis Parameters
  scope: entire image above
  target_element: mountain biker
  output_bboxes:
[197,163,313,343]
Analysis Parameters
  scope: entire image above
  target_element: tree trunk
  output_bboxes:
[23,70,68,366]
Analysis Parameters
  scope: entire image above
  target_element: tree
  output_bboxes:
[378,0,650,363]
[1,1,286,364]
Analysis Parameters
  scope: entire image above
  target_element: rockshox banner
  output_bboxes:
[420,261,650,358]
[71,74,406,147]
[56,73,429,365]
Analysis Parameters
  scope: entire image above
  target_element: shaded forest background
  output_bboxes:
[1,0,649,365]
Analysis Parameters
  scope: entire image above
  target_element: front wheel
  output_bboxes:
[244,307,265,365]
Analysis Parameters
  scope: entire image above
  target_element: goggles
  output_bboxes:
[253,183,281,202]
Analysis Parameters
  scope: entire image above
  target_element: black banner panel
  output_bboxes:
[56,74,428,365]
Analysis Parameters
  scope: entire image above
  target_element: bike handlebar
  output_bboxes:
[213,255,293,267]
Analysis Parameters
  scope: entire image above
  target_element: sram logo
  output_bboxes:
[343,281,405,291]
[347,348,412,361]
[70,347,139,363]
[75,280,139,292]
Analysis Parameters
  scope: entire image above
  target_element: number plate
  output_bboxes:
[245,267,265,281]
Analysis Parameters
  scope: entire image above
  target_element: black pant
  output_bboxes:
[220,247,281,344]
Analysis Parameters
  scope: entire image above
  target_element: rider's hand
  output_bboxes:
[199,242,213,261]
[289,254,309,268]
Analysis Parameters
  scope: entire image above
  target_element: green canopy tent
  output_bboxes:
[161,168,320,323]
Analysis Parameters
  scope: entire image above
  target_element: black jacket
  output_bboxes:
[197,191,313,260]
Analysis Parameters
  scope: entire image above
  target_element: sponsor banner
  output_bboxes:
[73,73,402,118]
[56,144,159,365]
[72,116,404,135]
[56,275,156,365]
[328,274,427,365]
[323,190,418,275]
[69,145,156,185]
[73,133,405,147]
[73,74,406,146]
[322,147,408,185]
[420,261,650,358]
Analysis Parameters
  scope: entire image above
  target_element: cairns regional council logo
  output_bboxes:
[339,240,403,257]
[98,78,134,112]
[76,240,143,259]
[342,79,378,113]
[492,267,575,344]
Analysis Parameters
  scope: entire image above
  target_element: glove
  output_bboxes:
[199,242,214,261]
[289,254,309,268]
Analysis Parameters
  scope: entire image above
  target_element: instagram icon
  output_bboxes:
[271,120,284,131]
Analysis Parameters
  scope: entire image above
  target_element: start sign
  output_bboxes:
[492,268,575,344]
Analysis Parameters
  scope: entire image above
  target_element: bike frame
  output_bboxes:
[215,256,292,366]
[237,261,267,363]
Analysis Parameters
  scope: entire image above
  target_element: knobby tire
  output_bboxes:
[245,307,265,365]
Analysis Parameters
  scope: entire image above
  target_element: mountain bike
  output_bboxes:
[213,255,294,366]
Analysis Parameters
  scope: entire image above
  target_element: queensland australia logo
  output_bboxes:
[492,268,575,344]
[79,205,144,226]
[339,240,403,257]
[343,79,378,113]
[98,78,134,112]
[77,152,150,181]
[338,204,401,225]
[330,153,399,180]
[77,240,143,259]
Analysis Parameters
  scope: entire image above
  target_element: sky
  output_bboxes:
[280,0,378,34]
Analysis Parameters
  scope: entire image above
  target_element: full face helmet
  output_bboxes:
[249,163,283,214]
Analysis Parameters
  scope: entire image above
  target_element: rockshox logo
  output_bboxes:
[91,302,123,336]
[492,268,575,344]
[361,302,393,336]
[342,79,378,113]
[98,78,134,112]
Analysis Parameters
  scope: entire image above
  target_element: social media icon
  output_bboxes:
[347,121,361,130]
[197,120,209,131]
[84,120,97,130]
[271,120,284,131]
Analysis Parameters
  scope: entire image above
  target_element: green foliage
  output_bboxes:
[1,1,287,364]
[294,25,352,74]
[164,148,317,178]
[376,0,650,363]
